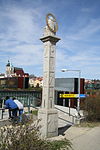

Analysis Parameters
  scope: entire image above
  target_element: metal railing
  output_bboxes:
[0,90,42,120]
[55,106,77,125]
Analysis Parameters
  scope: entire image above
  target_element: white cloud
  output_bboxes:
[65,18,100,41]
[11,44,43,66]
[0,7,42,42]
[0,5,44,71]
[0,1,100,79]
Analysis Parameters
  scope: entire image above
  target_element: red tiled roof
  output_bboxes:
[34,77,43,81]
[14,67,24,76]
[14,67,29,77]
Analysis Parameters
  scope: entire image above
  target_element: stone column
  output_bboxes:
[38,14,60,138]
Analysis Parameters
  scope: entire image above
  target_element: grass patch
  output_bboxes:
[24,110,38,116]
[47,139,73,150]
[31,110,38,116]
[76,121,100,128]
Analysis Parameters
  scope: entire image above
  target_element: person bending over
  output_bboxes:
[4,96,18,119]
[13,97,24,122]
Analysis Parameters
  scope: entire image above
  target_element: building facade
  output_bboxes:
[0,60,29,89]
[29,77,43,87]
[85,79,100,89]
[55,78,85,108]
[5,60,29,78]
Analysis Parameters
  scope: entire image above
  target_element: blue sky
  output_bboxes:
[0,0,100,79]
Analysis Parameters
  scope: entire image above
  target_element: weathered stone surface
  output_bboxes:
[38,109,58,138]
[38,14,60,138]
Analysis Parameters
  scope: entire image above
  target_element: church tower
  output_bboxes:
[6,60,11,77]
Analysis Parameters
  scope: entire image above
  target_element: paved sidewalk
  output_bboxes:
[64,126,91,140]
[68,126,100,150]
[50,126,100,150]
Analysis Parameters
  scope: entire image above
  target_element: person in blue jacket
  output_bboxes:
[4,96,18,119]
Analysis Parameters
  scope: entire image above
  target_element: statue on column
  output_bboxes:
[44,13,58,36]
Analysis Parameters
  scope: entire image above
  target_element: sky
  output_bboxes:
[0,0,100,79]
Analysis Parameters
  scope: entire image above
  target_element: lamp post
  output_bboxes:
[61,69,81,118]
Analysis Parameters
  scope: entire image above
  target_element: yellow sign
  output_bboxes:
[59,94,78,98]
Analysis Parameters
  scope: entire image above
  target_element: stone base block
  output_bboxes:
[38,108,58,138]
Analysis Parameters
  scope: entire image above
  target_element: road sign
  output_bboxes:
[59,94,78,98]
[59,94,86,98]
[79,94,86,98]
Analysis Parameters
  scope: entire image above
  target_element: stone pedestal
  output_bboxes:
[38,109,58,138]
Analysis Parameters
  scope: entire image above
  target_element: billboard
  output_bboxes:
[0,77,29,89]
[0,77,18,88]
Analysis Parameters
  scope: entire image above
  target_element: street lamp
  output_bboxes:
[61,69,81,118]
